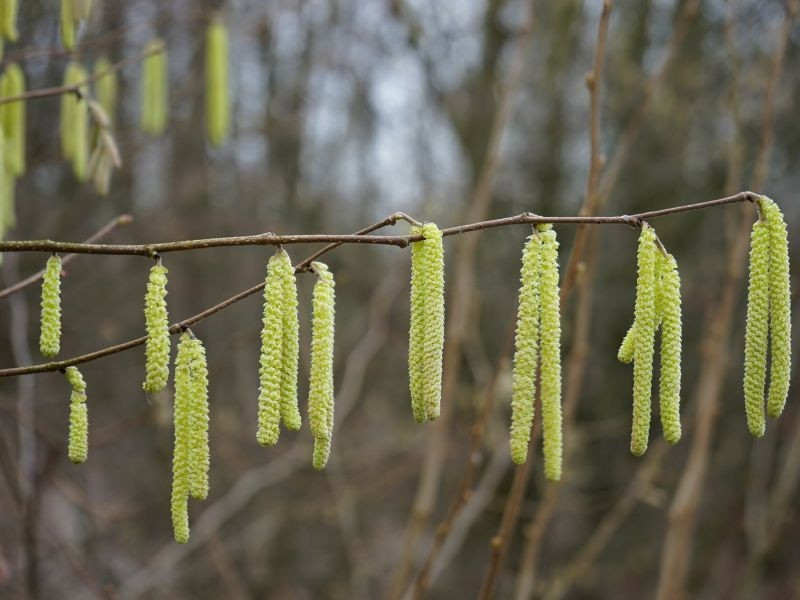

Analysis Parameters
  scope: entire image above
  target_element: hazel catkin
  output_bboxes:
[257,251,287,446]
[509,232,542,465]
[60,62,89,180]
[1,62,25,176]
[143,263,171,393]
[40,254,63,357]
[205,18,230,147]
[187,336,210,501]
[277,250,302,432]
[308,262,335,469]
[2,0,19,42]
[65,366,88,464]
[657,253,682,444]
[141,39,168,136]
[408,222,445,422]
[93,56,119,124]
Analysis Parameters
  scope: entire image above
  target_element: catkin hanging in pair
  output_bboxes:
[743,197,792,437]
[65,366,88,463]
[171,332,210,543]
[408,222,445,422]
[308,262,336,469]
[205,18,230,146]
[508,224,563,480]
[256,249,301,446]
[143,262,171,393]
[141,39,168,136]
[60,62,89,180]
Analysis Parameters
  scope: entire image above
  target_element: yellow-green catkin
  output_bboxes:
[143,263,171,393]
[630,226,658,456]
[617,323,636,364]
[0,126,9,237]
[60,0,75,49]
[40,255,62,357]
[277,250,302,431]
[60,62,89,180]
[93,56,118,123]
[408,222,445,422]
[65,366,88,464]
[658,253,682,444]
[141,39,168,136]
[308,262,335,470]
[171,333,194,543]
[743,214,771,437]
[1,62,25,177]
[509,232,542,465]
[538,225,563,481]
[256,252,285,446]
[187,335,210,501]
[2,0,19,42]
[762,198,792,419]
[205,18,230,147]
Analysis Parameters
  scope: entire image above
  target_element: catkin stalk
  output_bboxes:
[538,225,563,481]
[40,255,62,357]
[143,263,171,393]
[65,366,88,464]
[743,216,771,437]
[658,253,682,444]
[257,252,285,446]
[509,232,542,464]
[308,262,336,469]
[205,19,230,146]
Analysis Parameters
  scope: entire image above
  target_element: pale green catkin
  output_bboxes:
[658,253,682,444]
[65,366,88,464]
[0,126,9,237]
[277,250,302,432]
[408,222,445,422]
[1,62,25,176]
[630,226,658,456]
[308,262,336,469]
[257,252,286,446]
[617,323,636,364]
[187,336,210,501]
[743,215,770,438]
[2,0,19,42]
[143,263,171,393]
[40,255,62,357]
[538,225,563,481]
[205,19,230,147]
[60,0,75,49]
[509,232,542,465]
[171,333,193,543]
[93,56,118,123]
[141,39,168,136]
[762,198,792,419]
[60,63,89,180]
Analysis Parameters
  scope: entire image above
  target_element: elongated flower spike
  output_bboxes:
[141,39,168,136]
[40,254,62,357]
[257,251,286,446]
[65,366,88,464]
[509,231,543,464]
[60,62,89,180]
[308,261,336,470]
[205,18,230,147]
[187,335,210,501]
[743,210,771,438]
[143,260,171,393]
[1,62,26,176]
[93,56,119,123]
[762,197,792,419]
[277,250,302,432]
[60,0,75,49]
[408,222,445,422]
[538,224,563,481]
[630,225,658,456]
[2,0,19,42]
[658,252,682,444]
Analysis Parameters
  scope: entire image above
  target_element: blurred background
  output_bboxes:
[0,0,798,598]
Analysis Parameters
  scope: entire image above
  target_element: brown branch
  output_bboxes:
[0,215,133,300]
[0,191,758,257]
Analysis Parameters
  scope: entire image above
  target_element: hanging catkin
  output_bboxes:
[171,333,193,543]
[630,225,658,456]
[65,366,88,464]
[93,56,119,123]
[509,232,542,464]
[143,262,171,393]
[60,0,75,49]
[408,222,445,422]
[141,39,168,136]
[763,198,792,419]
[205,18,230,146]
[743,213,770,438]
[277,250,302,432]
[1,62,25,176]
[658,252,682,444]
[60,62,89,180]
[2,0,19,42]
[256,251,286,446]
[538,225,563,481]
[308,261,336,470]
[40,255,62,357]
[187,335,210,501]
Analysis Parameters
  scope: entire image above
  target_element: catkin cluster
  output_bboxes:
[40,254,63,357]
[408,222,445,423]
[257,249,301,446]
[205,19,230,147]
[171,332,210,544]
[743,197,792,436]
[508,225,563,480]
[308,262,336,470]
[0,0,19,58]
[60,0,92,49]
[60,62,89,180]
[141,39,168,136]
[618,226,683,456]
[143,263,171,393]
[65,366,88,464]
